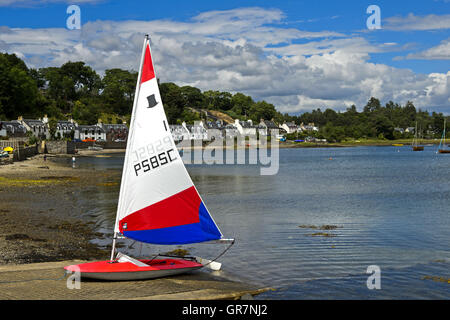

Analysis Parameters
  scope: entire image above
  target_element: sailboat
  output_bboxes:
[64,35,234,280]
[412,121,424,151]
[438,118,450,154]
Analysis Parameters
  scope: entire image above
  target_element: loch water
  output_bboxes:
[65,146,450,299]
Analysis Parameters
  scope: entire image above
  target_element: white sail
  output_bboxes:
[113,36,223,245]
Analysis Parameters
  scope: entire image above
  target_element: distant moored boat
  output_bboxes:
[438,119,450,154]
[412,121,424,151]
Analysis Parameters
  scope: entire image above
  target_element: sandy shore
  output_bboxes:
[0,154,119,264]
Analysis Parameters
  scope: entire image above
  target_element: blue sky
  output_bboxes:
[0,0,449,113]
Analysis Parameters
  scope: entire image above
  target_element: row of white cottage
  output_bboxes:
[0,116,128,142]
[1,115,318,142]
[170,119,318,142]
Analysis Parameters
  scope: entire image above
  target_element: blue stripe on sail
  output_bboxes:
[123,202,221,245]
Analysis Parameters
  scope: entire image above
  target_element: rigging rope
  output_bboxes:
[146,239,235,268]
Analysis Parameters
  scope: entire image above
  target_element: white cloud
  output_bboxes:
[0,7,449,113]
[401,38,450,60]
[384,13,450,31]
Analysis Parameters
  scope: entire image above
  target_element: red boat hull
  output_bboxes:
[438,149,450,154]
[64,258,203,281]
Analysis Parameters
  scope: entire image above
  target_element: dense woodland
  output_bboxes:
[0,52,448,142]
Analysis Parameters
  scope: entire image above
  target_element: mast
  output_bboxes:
[438,118,446,152]
[110,34,149,261]
[414,121,417,147]
[444,118,446,147]
[413,121,418,147]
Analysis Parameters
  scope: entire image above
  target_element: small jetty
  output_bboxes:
[0,260,269,300]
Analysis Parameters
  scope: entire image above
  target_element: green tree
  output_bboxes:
[180,86,205,109]
[363,97,381,113]
[159,82,185,123]
[0,53,39,119]
[372,114,395,140]
[323,108,338,124]
[403,101,417,126]
[101,68,137,115]
[72,100,101,125]
[48,118,58,140]
[40,62,101,113]
[231,92,254,118]
[249,101,278,122]
[204,90,233,110]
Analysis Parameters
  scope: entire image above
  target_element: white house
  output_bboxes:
[169,124,190,142]
[204,121,224,141]
[300,122,319,132]
[183,121,208,141]
[224,124,239,138]
[0,121,27,137]
[259,119,280,136]
[18,116,50,139]
[280,122,300,134]
[56,119,77,139]
[234,119,257,136]
[97,121,129,142]
[75,125,106,141]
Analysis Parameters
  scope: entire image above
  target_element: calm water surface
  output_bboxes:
[63,146,450,299]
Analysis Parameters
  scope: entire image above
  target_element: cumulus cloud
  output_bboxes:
[0,7,449,112]
[400,38,450,60]
[384,13,450,31]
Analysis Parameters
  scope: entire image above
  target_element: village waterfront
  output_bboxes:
[0,145,449,299]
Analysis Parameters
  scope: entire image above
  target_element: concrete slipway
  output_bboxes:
[0,260,270,300]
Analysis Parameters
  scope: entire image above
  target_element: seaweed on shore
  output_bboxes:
[96,181,119,187]
[4,233,47,242]
[5,233,31,241]
[163,248,190,257]
[0,176,79,187]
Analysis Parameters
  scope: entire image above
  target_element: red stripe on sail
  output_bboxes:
[119,186,201,232]
[140,44,155,84]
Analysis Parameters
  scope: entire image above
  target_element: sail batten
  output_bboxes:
[114,36,223,245]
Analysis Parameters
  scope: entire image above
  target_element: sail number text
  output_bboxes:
[132,136,178,176]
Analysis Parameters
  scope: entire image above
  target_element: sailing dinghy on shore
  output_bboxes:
[64,35,234,280]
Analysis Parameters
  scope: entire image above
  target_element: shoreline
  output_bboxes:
[70,139,441,154]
